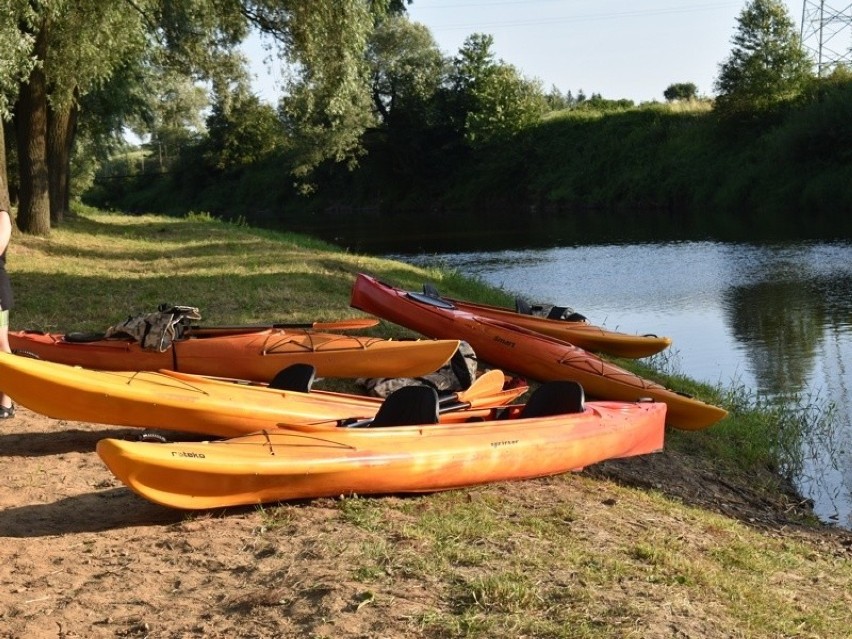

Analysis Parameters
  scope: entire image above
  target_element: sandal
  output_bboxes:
[0,404,15,419]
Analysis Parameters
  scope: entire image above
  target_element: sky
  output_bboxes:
[244,0,808,105]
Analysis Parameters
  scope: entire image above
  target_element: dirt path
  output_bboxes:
[2,406,850,639]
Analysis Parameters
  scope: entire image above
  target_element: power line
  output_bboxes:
[800,1,852,75]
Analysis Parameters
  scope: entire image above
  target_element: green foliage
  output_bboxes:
[572,93,635,113]
[664,82,698,102]
[465,63,546,145]
[448,33,546,147]
[280,1,378,182]
[0,3,36,119]
[715,0,813,117]
[42,0,148,109]
[144,67,210,168]
[153,0,248,83]
[82,4,852,240]
[204,92,285,170]
[94,74,852,238]
[366,15,445,123]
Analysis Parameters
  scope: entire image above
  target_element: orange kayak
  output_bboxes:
[0,353,526,437]
[9,328,460,382]
[425,288,672,358]
[96,382,667,509]
[350,273,727,431]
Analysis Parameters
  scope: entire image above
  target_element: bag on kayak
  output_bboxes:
[104,304,202,352]
[360,340,478,398]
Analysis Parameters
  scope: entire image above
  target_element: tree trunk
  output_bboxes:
[15,28,51,236]
[47,95,79,225]
[0,124,10,213]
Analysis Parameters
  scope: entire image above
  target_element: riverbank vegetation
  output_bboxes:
[85,78,852,245]
[4,207,851,638]
[77,1,852,243]
[4,1,851,243]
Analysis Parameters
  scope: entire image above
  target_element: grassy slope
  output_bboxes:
[8,206,852,638]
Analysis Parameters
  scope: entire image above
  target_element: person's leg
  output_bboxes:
[0,309,14,416]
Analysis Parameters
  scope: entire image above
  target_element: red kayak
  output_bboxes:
[350,273,727,431]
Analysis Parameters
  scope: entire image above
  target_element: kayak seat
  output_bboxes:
[268,363,316,392]
[423,283,441,298]
[545,306,587,322]
[520,381,585,418]
[370,385,440,427]
[546,306,570,320]
[515,298,533,315]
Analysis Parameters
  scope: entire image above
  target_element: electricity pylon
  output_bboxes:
[799,1,852,76]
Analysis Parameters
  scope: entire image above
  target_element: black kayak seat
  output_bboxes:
[520,381,585,418]
[406,291,455,309]
[423,283,441,298]
[268,363,316,392]
[545,306,587,322]
[515,298,533,315]
[371,385,440,427]
[546,305,570,320]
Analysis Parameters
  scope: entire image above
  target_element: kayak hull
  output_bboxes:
[96,400,667,509]
[9,329,459,382]
[350,274,727,430]
[0,353,525,437]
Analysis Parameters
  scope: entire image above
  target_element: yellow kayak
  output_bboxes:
[423,285,672,359]
[0,353,526,437]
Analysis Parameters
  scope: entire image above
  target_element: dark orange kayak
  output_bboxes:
[425,288,671,358]
[350,273,727,431]
[9,328,460,382]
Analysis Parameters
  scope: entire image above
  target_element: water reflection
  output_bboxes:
[392,241,852,528]
[725,279,824,397]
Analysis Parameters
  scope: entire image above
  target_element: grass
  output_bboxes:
[8,204,852,638]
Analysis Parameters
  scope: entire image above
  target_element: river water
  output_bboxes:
[384,240,852,529]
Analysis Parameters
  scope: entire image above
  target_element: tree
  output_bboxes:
[573,94,634,113]
[204,88,284,170]
[278,2,379,183]
[6,0,149,233]
[145,68,210,170]
[362,15,448,185]
[366,15,444,124]
[664,82,698,102]
[448,34,546,147]
[714,0,812,116]
[4,0,406,234]
[544,86,575,111]
[0,4,36,212]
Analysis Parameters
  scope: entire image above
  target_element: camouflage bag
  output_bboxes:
[359,340,478,398]
[104,304,201,352]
